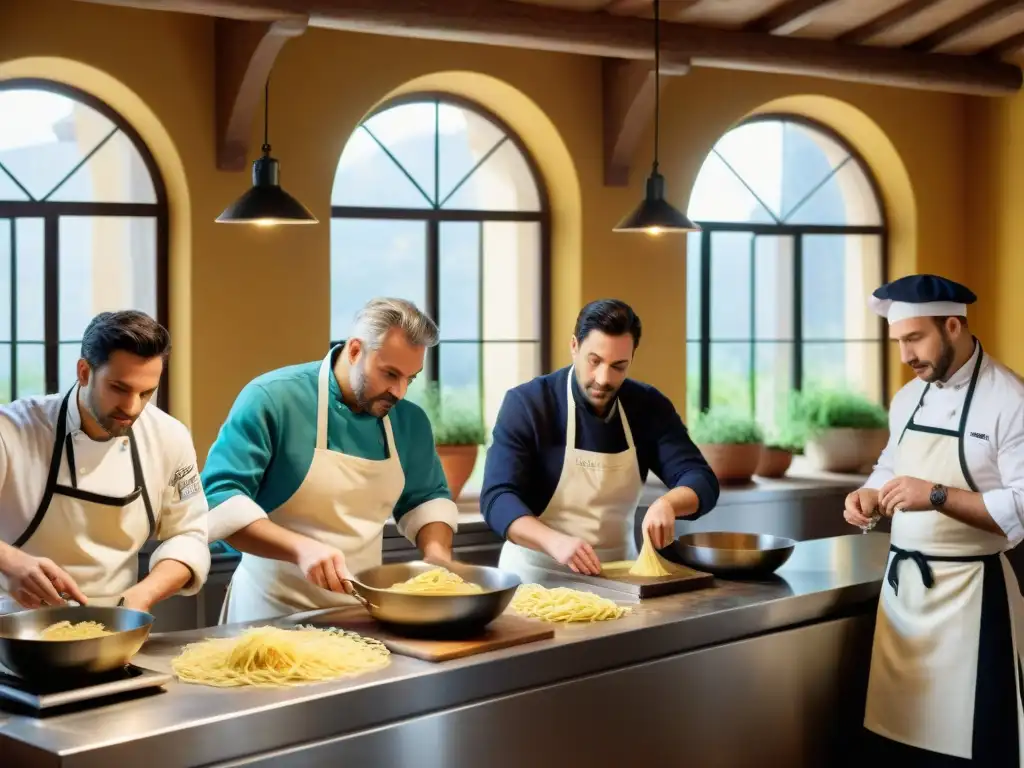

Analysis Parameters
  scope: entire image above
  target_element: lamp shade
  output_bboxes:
[613,171,699,234]
[216,154,317,225]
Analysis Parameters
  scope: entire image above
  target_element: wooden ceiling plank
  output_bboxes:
[68,0,1024,95]
[836,0,943,45]
[984,26,1024,56]
[602,0,651,14]
[907,0,1024,52]
[216,15,308,171]
[747,0,844,36]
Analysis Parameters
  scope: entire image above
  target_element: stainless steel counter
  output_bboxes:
[1,533,892,768]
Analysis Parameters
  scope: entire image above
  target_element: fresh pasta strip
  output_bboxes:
[626,532,690,578]
[38,620,112,640]
[388,567,484,595]
[509,584,630,623]
[171,625,391,687]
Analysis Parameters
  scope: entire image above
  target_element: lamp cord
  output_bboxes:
[262,77,270,154]
[653,0,660,174]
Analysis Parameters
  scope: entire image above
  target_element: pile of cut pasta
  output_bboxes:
[510,584,630,623]
[38,620,113,640]
[388,567,484,595]
[171,625,391,688]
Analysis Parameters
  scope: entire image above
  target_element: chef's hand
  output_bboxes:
[0,546,88,608]
[642,499,676,550]
[843,488,880,528]
[119,587,153,613]
[546,532,602,576]
[879,476,933,517]
[295,540,353,594]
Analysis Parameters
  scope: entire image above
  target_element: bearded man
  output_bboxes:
[203,297,458,624]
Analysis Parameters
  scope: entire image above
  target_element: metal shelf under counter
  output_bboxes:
[1,533,891,768]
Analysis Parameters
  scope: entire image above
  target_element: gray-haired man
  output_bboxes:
[203,298,459,624]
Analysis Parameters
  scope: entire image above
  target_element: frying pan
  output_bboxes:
[668,532,796,579]
[0,605,154,681]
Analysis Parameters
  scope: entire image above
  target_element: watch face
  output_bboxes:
[930,485,947,506]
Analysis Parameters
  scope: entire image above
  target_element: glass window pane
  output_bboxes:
[710,342,752,417]
[687,150,776,224]
[439,221,480,341]
[58,217,157,341]
[686,341,701,425]
[802,234,883,341]
[16,218,44,342]
[48,130,156,204]
[786,159,881,226]
[778,121,851,222]
[332,127,433,210]
[442,139,540,212]
[754,235,794,340]
[0,344,9,403]
[0,166,29,202]
[16,343,45,399]
[710,232,753,340]
[329,219,427,340]
[0,220,9,341]
[0,91,115,202]
[361,103,438,204]
[482,341,539,432]
[712,121,786,220]
[59,342,81,393]
[439,342,480,403]
[754,342,793,436]
[685,231,702,341]
[803,341,884,405]
[481,221,541,340]
[437,103,506,206]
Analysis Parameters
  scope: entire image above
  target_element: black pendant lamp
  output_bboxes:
[613,0,698,235]
[216,78,317,226]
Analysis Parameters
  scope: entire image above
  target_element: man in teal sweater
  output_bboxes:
[202,298,458,623]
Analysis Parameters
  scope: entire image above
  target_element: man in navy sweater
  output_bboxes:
[482,299,719,576]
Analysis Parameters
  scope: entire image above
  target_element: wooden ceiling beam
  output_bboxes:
[68,0,1023,95]
[746,0,842,36]
[836,0,943,46]
[602,59,686,186]
[984,28,1024,57]
[215,16,308,171]
[907,0,1024,52]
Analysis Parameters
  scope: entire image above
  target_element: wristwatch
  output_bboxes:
[929,483,948,509]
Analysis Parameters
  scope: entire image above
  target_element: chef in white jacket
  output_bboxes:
[0,310,210,614]
[843,274,1024,765]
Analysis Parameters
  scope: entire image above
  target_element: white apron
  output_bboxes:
[863,346,1024,764]
[0,387,155,614]
[219,350,406,624]
[498,367,645,574]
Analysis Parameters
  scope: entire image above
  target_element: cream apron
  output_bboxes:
[0,387,155,614]
[863,346,1024,765]
[220,350,406,624]
[498,368,645,574]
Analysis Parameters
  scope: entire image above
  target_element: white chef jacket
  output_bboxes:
[0,388,211,594]
[864,342,1024,548]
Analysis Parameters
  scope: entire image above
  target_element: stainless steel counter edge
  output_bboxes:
[0,533,891,768]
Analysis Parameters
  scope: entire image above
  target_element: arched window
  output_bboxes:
[685,115,887,430]
[331,94,550,489]
[0,79,169,408]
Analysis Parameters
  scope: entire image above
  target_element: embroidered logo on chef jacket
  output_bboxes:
[969,431,990,442]
[170,463,201,501]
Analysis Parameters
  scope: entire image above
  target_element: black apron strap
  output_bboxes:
[129,430,156,540]
[887,544,1000,597]
[12,387,74,548]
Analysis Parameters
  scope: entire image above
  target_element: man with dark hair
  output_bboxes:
[844,274,1024,763]
[0,310,210,614]
[482,298,719,576]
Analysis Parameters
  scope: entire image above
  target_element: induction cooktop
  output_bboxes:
[0,664,172,711]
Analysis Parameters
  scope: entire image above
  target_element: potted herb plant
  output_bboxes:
[790,389,889,474]
[417,383,488,501]
[689,408,764,485]
[756,417,806,479]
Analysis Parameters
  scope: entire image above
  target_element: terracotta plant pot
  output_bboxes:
[436,444,479,500]
[756,447,793,479]
[804,427,889,474]
[697,443,762,485]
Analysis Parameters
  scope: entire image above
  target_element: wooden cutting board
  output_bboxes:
[528,562,714,599]
[303,609,555,662]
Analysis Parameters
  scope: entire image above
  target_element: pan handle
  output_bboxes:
[342,580,376,614]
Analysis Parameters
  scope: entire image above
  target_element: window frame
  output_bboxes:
[688,113,890,415]
[0,78,171,411]
[329,92,553,386]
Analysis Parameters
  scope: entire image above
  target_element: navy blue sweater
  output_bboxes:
[481,367,720,538]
